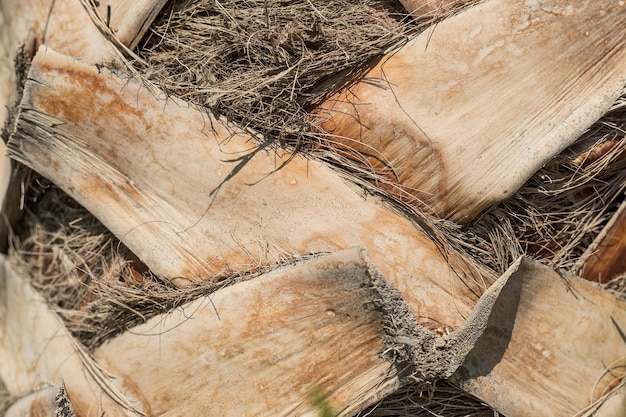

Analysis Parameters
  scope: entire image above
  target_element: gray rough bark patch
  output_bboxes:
[362,250,522,382]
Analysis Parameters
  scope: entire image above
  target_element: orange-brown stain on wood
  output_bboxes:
[317,88,448,216]
[315,0,626,224]
[94,253,395,416]
[31,63,144,130]
[28,394,53,417]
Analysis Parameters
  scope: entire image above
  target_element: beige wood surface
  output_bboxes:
[0,0,169,248]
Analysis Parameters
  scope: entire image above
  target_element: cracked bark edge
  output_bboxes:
[362,250,521,382]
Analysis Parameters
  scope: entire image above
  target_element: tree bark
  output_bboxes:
[452,258,626,416]
[315,0,626,222]
[9,46,494,330]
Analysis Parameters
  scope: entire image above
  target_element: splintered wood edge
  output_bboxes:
[0,255,142,417]
[91,247,519,416]
[452,257,626,416]
[376,256,524,382]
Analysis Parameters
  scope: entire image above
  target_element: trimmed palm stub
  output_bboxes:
[315,0,626,223]
[90,248,511,416]
[452,257,626,417]
[8,46,494,328]
[1,246,521,417]
[0,0,174,243]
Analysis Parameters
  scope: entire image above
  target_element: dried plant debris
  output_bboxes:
[361,380,498,417]
[8,177,227,350]
[464,95,626,275]
[130,0,626,279]
[130,0,488,291]
[133,0,417,147]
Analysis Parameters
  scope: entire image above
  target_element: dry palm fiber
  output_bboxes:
[463,92,626,276]
[132,0,475,146]
[359,380,498,416]
[131,0,626,278]
[135,0,408,145]
[7,180,172,350]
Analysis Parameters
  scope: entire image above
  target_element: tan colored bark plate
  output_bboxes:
[316,0,626,223]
